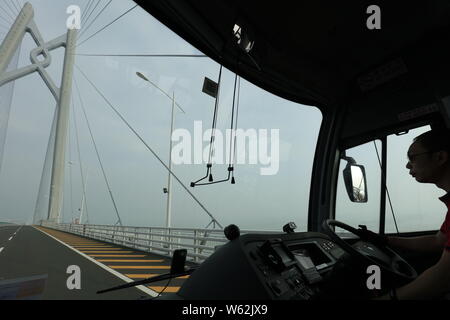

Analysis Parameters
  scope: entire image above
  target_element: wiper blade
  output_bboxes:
[97,268,196,294]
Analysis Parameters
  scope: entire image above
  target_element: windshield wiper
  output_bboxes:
[97,268,196,294]
[97,249,196,294]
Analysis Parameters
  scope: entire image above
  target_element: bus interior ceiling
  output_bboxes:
[134,1,450,123]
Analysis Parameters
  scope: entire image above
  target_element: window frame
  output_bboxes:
[332,118,444,236]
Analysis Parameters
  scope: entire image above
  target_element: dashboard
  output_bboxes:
[173,232,352,300]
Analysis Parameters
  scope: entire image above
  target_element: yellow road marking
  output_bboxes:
[72,244,111,246]
[77,248,122,251]
[125,274,189,279]
[89,255,147,257]
[67,241,97,244]
[74,246,118,250]
[73,245,105,247]
[125,273,158,278]
[64,240,90,243]
[148,286,180,293]
[109,266,170,270]
[73,246,114,249]
[79,251,133,253]
[97,259,164,263]
[69,242,107,246]
[66,242,102,244]
[72,243,112,248]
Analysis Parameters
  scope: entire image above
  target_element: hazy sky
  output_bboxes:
[0,0,446,234]
[0,0,322,232]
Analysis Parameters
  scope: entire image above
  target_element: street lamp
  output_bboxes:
[79,167,89,225]
[67,161,89,225]
[136,71,185,231]
[136,72,185,114]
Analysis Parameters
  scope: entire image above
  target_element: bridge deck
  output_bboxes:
[0,225,192,299]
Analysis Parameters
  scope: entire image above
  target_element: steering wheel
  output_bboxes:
[322,219,417,283]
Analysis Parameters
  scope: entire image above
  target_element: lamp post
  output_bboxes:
[136,72,185,232]
[166,93,175,230]
[79,167,89,225]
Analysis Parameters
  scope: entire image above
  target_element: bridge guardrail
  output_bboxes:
[40,221,278,263]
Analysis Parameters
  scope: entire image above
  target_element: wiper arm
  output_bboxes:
[97,268,197,294]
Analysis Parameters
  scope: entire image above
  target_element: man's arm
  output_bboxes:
[388,249,450,300]
[387,231,446,253]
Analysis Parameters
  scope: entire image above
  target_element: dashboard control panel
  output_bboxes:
[245,235,345,300]
[176,232,348,300]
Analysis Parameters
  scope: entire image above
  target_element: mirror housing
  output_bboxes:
[342,156,368,203]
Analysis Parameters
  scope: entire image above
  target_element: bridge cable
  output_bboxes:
[0,23,11,34]
[10,0,20,15]
[73,75,124,227]
[81,1,100,39]
[0,22,10,32]
[33,108,58,225]
[4,1,17,18]
[8,0,18,16]
[80,0,94,26]
[0,3,15,24]
[68,115,75,223]
[11,0,21,16]
[77,4,138,48]
[0,3,13,26]
[78,0,112,41]
[75,54,208,58]
[0,15,11,28]
[75,64,223,229]
[71,94,90,224]
[81,0,101,29]
[17,0,24,10]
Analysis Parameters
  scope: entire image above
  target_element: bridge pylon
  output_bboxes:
[0,2,77,224]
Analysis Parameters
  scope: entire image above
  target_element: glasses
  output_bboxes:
[407,151,434,162]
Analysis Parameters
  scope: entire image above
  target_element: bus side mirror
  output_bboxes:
[343,159,368,203]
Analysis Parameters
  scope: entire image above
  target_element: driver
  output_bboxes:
[377,128,450,300]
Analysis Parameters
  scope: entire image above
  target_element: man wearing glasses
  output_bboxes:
[377,128,450,299]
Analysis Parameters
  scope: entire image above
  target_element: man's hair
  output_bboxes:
[413,128,450,152]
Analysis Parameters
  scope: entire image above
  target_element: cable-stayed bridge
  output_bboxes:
[0,1,257,299]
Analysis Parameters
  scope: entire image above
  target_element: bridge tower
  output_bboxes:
[0,2,77,223]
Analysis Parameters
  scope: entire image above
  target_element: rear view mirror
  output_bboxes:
[342,159,368,203]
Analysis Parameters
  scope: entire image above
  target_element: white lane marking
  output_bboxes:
[14,225,23,236]
[6,226,22,240]
[0,247,4,253]
[33,227,158,298]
